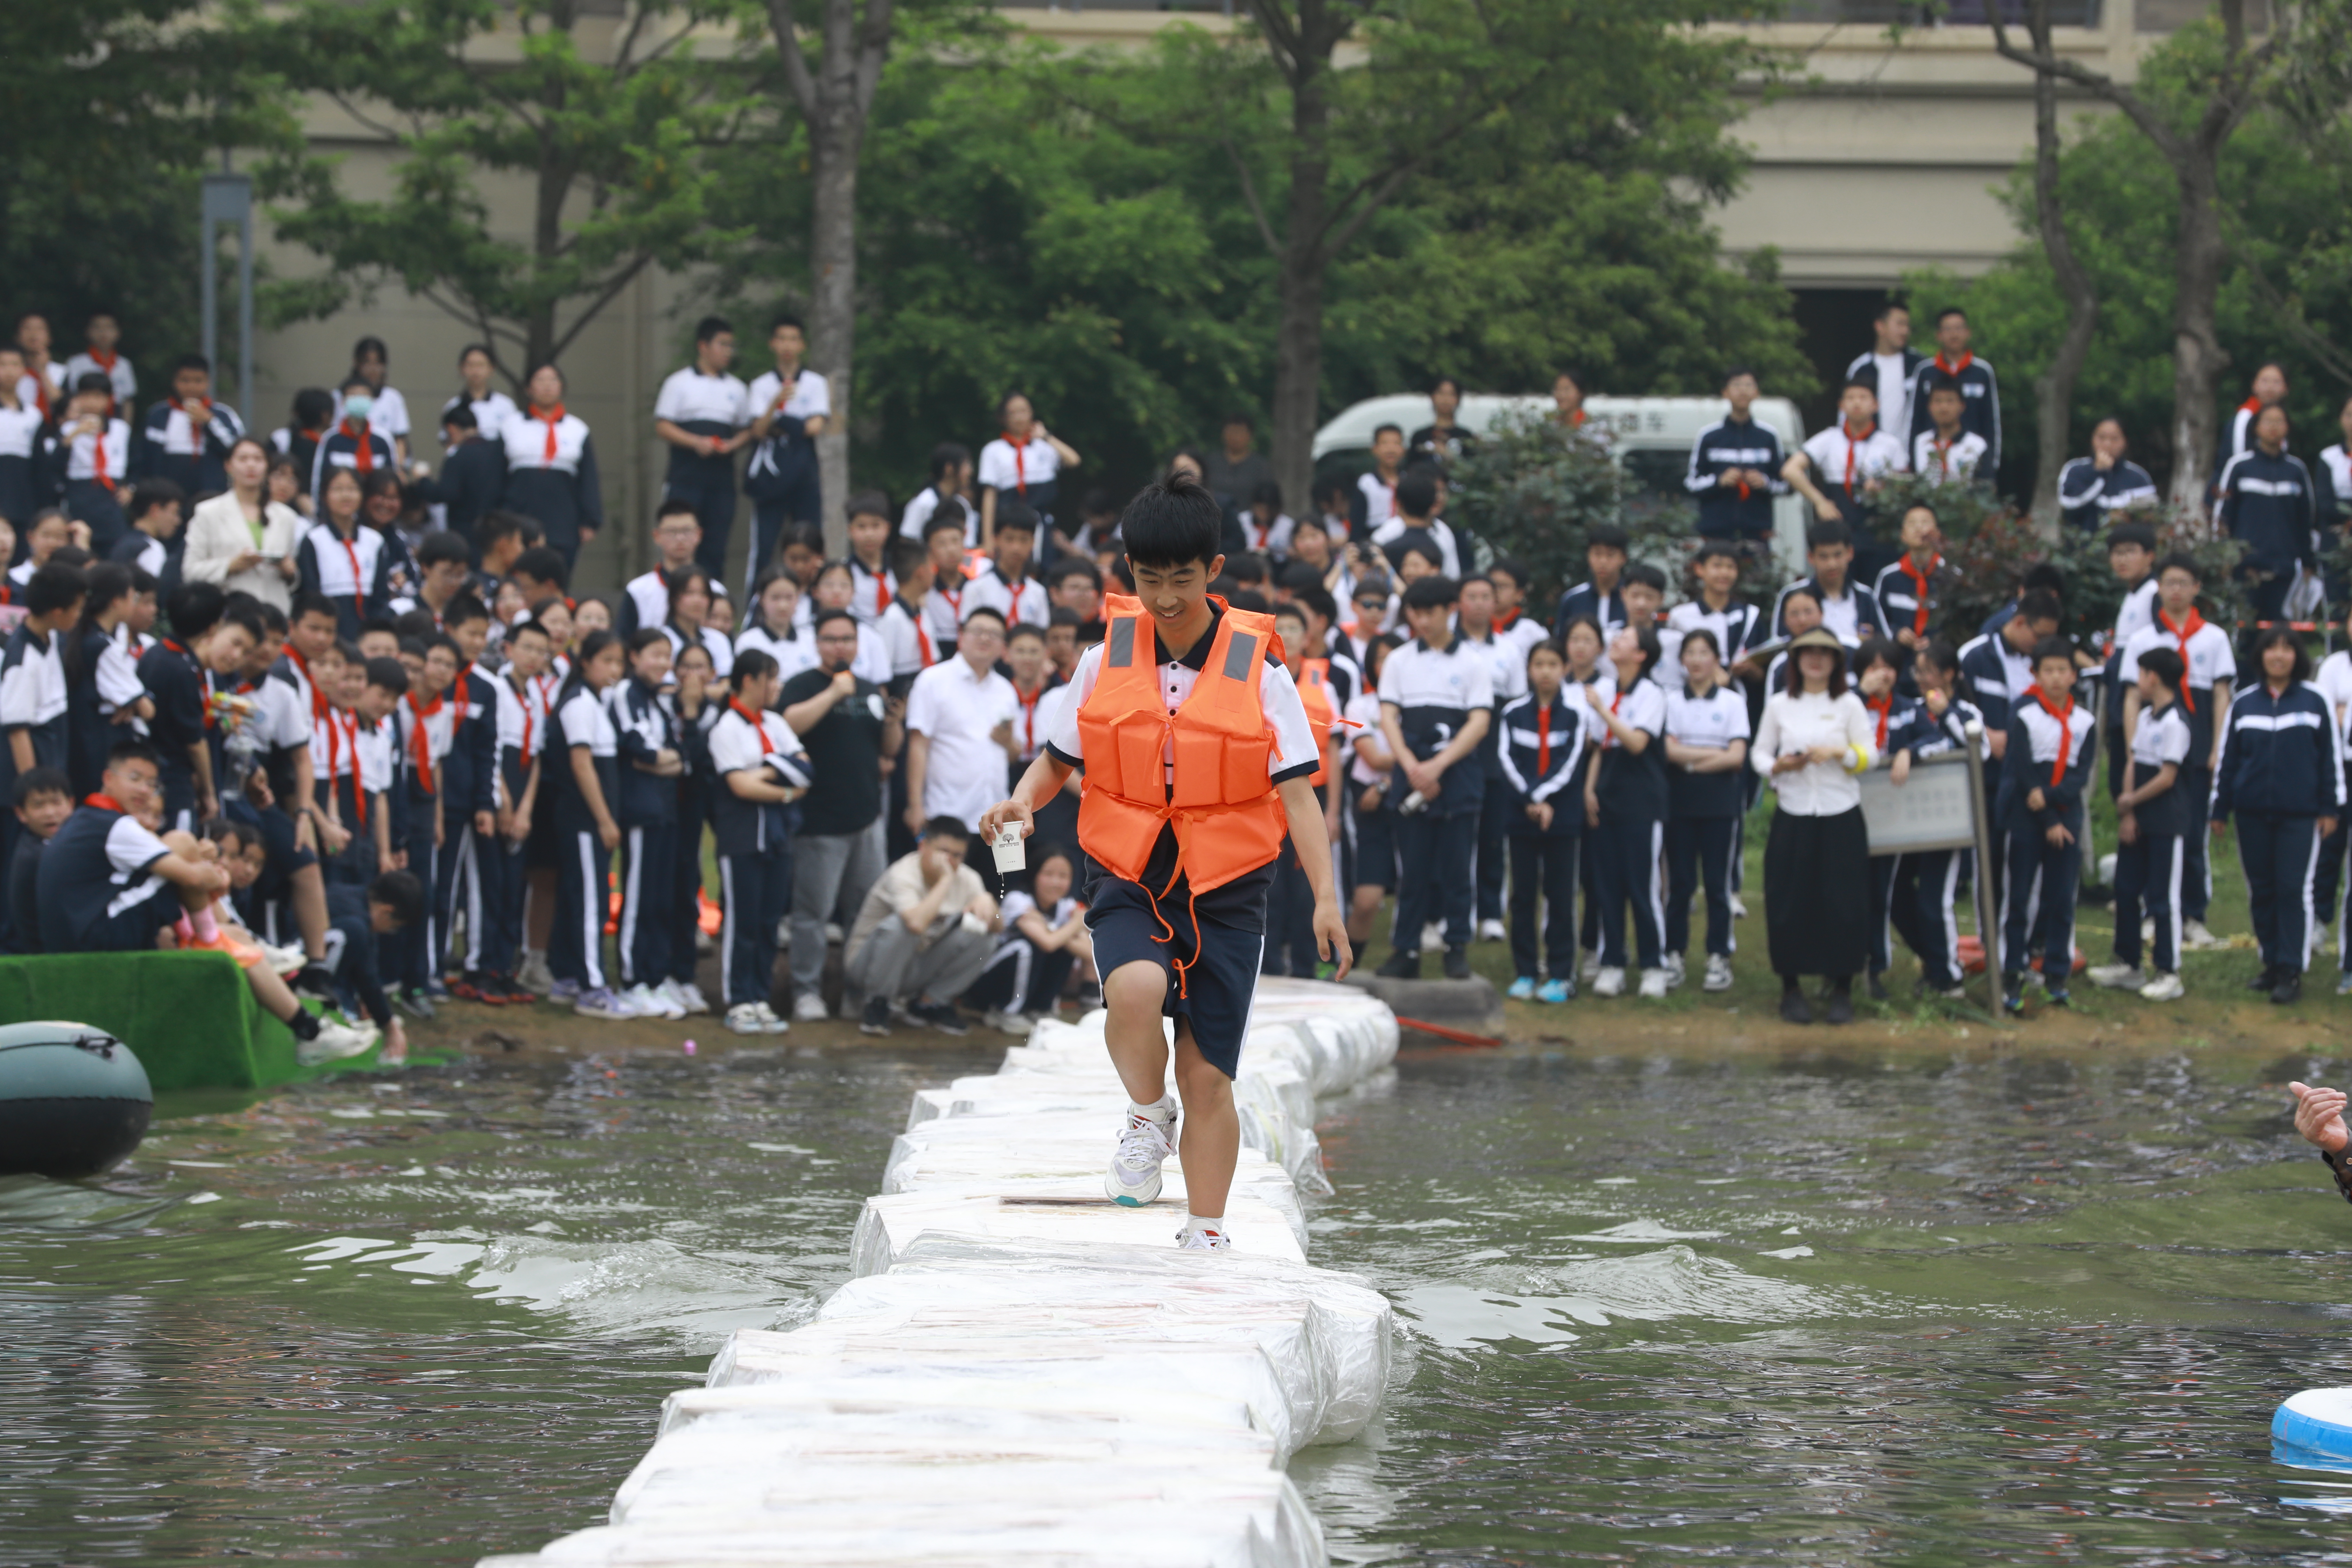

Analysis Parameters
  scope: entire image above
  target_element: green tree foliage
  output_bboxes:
[251,0,766,386]
[0,0,295,381]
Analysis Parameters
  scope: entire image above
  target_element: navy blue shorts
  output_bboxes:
[1087,877,1267,1080]
[1351,796,1397,891]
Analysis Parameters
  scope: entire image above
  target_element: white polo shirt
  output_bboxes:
[652,367,749,429]
[905,654,1020,831]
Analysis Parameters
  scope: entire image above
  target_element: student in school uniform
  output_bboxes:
[742,315,829,594]
[961,842,1092,1034]
[1580,621,1670,998]
[472,615,553,1003]
[2213,627,2345,1006]
[1352,425,1407,537]
[708,647,811,1036]
[386,636,457,1018]
[667,639,722,1016]
[658,568,735,685]
[1997,637,2097,1013]
[0,346,51,531]
[609,629,690,1020]
[1662,627,1749,994]
[309,376,399,503]
[965,503,1051,628]
[1456,571,1528,944]
[0,565,85,940]
[65,312,137,409]
[2117,554,2234,947]
[67,564,153,799]
[918,513,975,661]
[1548,531,1627,643]
[1766,520,1891,648]
[1910,373,1989,486]
[2215,402,2318,629]
[1669,543,1762,681]
[502,363,603,573]
[442,344,520,438]
[1371,469,1461,581]
[1257,602,1343,978]
[433,600,500,1000]
[2215,361,2289,484]
[1495,638,1586,1001]
[1889,640,1982,999]
[842,492,901,626]
[1959,588,2064,859]
[2099,523,2161,796]
[107,479,183,592]
[735,570,820,688]
[341,336,413,462]
[2058,418,2159,532]
[2087,646,2193,1002]
[1782,379,1906,542]
[133,355,245,497]
[979,392,1079,543]
[1871,503,1954,656]
[653,318,750,582]
[874,541,940,695]
[412,405,505,541]
[899,442,977,547]
[1684,368,1787,547]
[1375,575,1492,980]
[546,630,633,1018]
[57,374,132,556]
[616,501,709,638]
[1754,626,1877,1023]
[1851,637,1922,998]
[1341,632,1402,965]
[297,467,393,643]
[1906,308,2002,476]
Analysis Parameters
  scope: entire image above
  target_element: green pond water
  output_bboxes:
[4,1038,2351,1565]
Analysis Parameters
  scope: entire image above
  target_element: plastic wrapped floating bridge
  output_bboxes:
[478,976,1401,1568]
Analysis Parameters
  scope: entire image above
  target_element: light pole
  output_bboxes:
[200,170,256,427]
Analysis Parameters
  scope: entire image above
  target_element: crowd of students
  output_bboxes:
[5,297,2352,1048]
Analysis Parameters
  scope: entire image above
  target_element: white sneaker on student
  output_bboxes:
[792,992,830,1023]
[673,981,712,1016]
[1477,918,1507,943]
[261,942,308,978]
[515,953,555,995]
[1579,947,1602,982]
[1421,922,1446,952]
[1637,967,1670,999]
[725,1002,768,1035]
[1703,954,1734,992]
[751,1001,791,1034]
[1592,966,1626,997]
[298,1018,378,1066]
[981,1009,1032,1037]
[2183,919,2220,950]
[574,987,636,1020]
[2138,971,2185,1002]
[1728,892,1748,920]
[624,982,684,1020]
[2086,962,2147,990]
[1176,1222,1232,1251]
[1104,1110,1175,1207]
[1663,953,1687,989]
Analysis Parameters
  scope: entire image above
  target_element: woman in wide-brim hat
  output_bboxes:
[1751,626,1878,1024]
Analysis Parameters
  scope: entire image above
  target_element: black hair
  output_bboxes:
[1855,635,1906,676]
[1936,306,1967,326]
[1874,300,1909,323]
[1296,584,1339,627]
[2156,551,2203,583]
[204,815,263,855]
[888,537,931,587]
[1048,606,1081,629]
[442,405,477,433]
[1692,539,1741,567]
[417,530,472,570]
[845,490,892,523]
[1371,423,1403,443]
[769,312,804,336]
[2021,562,2067,597]
[1806,519,1854,552]
[291,591,340,626]
[25,564,85,617]
[1619,622,1663,678]
[1395,469,1438,520]
[929,441,971,482]
[1225,589,1270,614]
[173,352,210,377]
[694,315,733,344]
[510,546,569,590]
[1553,366,1587,394]
[732,647,778,686]
[1051,558,1101,589]
[2135,644,2186,693]
[364,656,411,696]
[1401,575,1459,612]
[992,502,1038,539]
[1922,371,1964,402]
[106,737,162,772]
[79,562,135,625]
[960,605,1009,635]
[1842,376,1877,398]
[474,510,538,555]
[1250,478,1284,510]
[806,604,856,639]
[293,388,336,429]
[920,816,971,843]
[1526,636,1568,673]
[442,593,489,629]
[2107,522,2157,554]
[625,627,670,661]
[1916,637,1963,684]
[1586,524,1629,554]
[129,477,186,521]
[72,371,114,398]
[12,766,70,808]
[1622,562,1667,594]
[1006,621,1046,644]
[220,602,267,645]
[1488,555,1530,589]
[369,869,426,928]
[351,334,390,366]
[924,511,971,544]
[1722,365,1756,388]
[1227,552,1269,586]
[164,582,226,642]
[2252,624,2312,682]
[2017,589,2064,626]
[1679,627,1722,663]
[1120,474,1224,570]
[2029,635,2077,671]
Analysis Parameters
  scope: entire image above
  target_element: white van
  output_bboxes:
[1313,393,1814,573]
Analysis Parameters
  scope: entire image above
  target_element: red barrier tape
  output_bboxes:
[1395,1015,1505,1048]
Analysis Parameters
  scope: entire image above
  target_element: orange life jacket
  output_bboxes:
[1076,595,1287,899]
[1296,657,1336,788]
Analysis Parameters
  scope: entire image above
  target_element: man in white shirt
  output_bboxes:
[902,606,1018,841]
[1842,302,1922,469]
[652,315,750,584]
[1370,469,1461,579]
[744,314,830,599]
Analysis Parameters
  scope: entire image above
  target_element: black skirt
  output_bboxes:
[1764,805,1870,979]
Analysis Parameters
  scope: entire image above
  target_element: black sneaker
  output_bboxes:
[1823,988,1854,1025]
[1865,973,1888,1002]
[859,996,893,1036]
[2272,971,2303,1006]
[2002,977,2025,1014]
[1376,950,1421,979]
[292,965,336,997]
[2248,964,2279,993]
[393,987,436,1022]
[1778,988,1811,1025]
[909,1000,969,1036]
[1442,945,1471,980]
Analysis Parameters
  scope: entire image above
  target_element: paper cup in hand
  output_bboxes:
[990,821,1026,875]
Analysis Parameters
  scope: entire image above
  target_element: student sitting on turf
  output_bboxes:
[2088,645,2192,1002]
[38,739,375,1062]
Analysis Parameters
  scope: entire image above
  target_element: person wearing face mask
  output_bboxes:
[310,375,399,503]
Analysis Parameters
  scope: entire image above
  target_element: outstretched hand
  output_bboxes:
[2290,1082,2350,1153]
[1314,898,1352,981]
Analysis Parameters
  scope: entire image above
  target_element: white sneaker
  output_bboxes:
[792,992,830,1022]
[753,1001,792,1035]
[656,979,704,1016]
[1637,967,1670,999]
[2139,971,2185,1001]
[1593,966,1626,997]
[515,953,555,996]
[298,1017,379,1065]
[1728,892,1748,920]
[574,987,636,1020]
[1420,922,1446,952]
[824,921,844,946]
[1477,918,1507,943]
[2086,962,2147,990]
[261,942,309,978]
[673,981,711,1016]
[1176,1222,1232,1251]
[1664,952,1687,989]
[624,982,685,1020]
[1104,1111,1175,1207]
[981,1009,1032,1037]
[1703,954,1734,992]
[725,1002,769,1035]
[1579,947,1602,982]
[2183,919,2220,950]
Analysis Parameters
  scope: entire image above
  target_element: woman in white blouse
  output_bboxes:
[977,391,1080,544]
[1751,625,1878,1024]
[182,436,303,609]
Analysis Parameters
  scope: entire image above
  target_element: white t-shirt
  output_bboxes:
[978,436,1060,497]
[747,367,830,424]
[653,367,749,430]
[1870,351,1914,456]
[905,656,1020,831]
[1801,420,1906,491]
[1912,428,1990,485]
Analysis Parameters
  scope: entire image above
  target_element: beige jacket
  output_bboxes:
[182,490,302,610]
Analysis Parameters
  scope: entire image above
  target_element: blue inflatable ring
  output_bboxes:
[2275,1389,2352,1471]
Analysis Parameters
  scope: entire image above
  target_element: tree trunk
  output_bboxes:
[2025,6,2096,536]
[1269,50,1330,526]
[809,102,860,554]
[2167,159,2230,516]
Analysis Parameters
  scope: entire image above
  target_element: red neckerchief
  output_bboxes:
[2029,686,2074,786]
[1014,680,1045,756]
[341,418,374,473]
[728,697,777,755]
[1535,703,1552,776]
[2160,608,2205,714]
[1927,432,1956,478]
[329,522,366,615]
[857,555,890,614]
[1934,351,1974,377]
[161,638,216,728]
[86,793,126,813]
[1001,431,1030,493]
[1866,692,1893,748]
[1604,687,1627,749]
[89,348,117,374]
[2241,394,2263,418]
[1494,608,1519,631]
[1841,416,1876,499]
[1898,551,1940,637]
[532,402,564,463]
[406,691,442,795]
[87,420,115,492]
[180,396,212,456]
[911,608,935,668]
[325,708,367,828]
[1244,516,1267,553]
[936,576,962,625]
[285,645,326,722]
[507,673,539,766]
